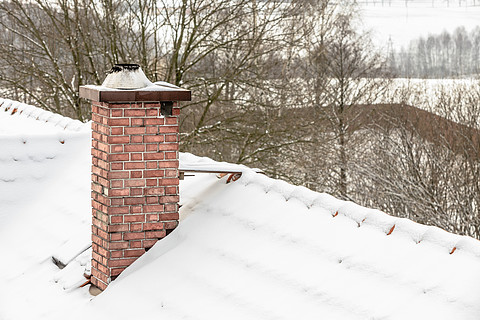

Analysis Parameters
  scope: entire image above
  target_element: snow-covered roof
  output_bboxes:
[1,100,480,320]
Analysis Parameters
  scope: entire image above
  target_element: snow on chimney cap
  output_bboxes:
[102,63,153,90]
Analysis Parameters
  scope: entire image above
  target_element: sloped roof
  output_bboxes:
[1,100,480,320]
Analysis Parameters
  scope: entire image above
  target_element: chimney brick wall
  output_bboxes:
[90,100,181,290]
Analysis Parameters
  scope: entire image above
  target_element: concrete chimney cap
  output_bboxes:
[102,63,153,90]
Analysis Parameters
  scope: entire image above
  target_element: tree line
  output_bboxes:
[0,0,479,239]
[390,26,480,78]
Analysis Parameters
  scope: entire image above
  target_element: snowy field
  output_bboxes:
[359,1,480,49]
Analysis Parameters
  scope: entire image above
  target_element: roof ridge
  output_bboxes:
[239,170,480,260]
[0,98,87,132]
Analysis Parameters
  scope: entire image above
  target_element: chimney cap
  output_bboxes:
[102,64,152,90]
[79,64,191,102]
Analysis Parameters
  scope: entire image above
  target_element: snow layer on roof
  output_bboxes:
[0,99,92,319]
[80,163,480,320]
[1,100,480,319]
[0,98,86,133]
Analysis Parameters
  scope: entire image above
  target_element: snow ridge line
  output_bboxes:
[239,170,480,259]
[0,98,86,132]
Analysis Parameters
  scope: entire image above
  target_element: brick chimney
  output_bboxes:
[79,64,191,291]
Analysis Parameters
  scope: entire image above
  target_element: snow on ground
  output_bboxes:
[1,98,480,319]
[381,78,480,121]
[359,2,480,50]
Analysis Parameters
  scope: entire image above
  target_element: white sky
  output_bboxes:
[359,2,480,50]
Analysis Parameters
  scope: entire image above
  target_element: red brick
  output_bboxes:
[143,222,164,231]
[108,135,130,144]
[158,144,178,151]
[97,228,108,239]
[123,232,145,240]
[109,188,129,197]
[97,142,109,153]
[144,204,164,212]
[124,197,145,205]
[146,196,159,204]
[108,206,129,215]
[146,109,158,117]
[146,127,158,134]
[130,205,142,214]
[144,103,160,108]
[164,221,178,229]
[124,162,145,170]
[107,241,129,250]
[165,117,177,125]
[165,151,177,159]
[144,153,164,160]
[111,267,126,277]
[146,230,166,238]
[160,195,179,203]
[108,118,129,126]
[130,153,143,161]
[111,250,123,258]
[131,136,143,143]
[110,180,123,188]
[111,109,123,117]
[108,224,129,232]
[165,135,177,142]
[96,106,109,116]
[109,103,131,109]
[131,118,144,126]
[165,186,177,195]
[124,144,145,152]
[146,214,159,221]
[92,251,103,263]
[124,249,146,258]
[145,118,164,125]
[164,203,178,212]
[159,212,179,221]
[144,187,165,195]
[108,171,128,182]
[111,198,123,206]
[144,170,164,178]
[146,161,157,169]
[146,179,158,186]
[144,135,164,143]
[130,223,143,232]
[130,188,143,196]
[108,258,137,268]
[125,127,146,135]
[111,127,123,135]
[159,161,178,168]
[124,214,145,223]
[159,178,179,186]
[111,162,123,170]
[124,179,145,187]
[125,109,146,117]
[110,216,123,224]
[159,126,178,133]
[143,239,158,248]
[165,169,177,178]
[109,233,122,241]
[92,182,102,193]
[130,171,142,178]
[130,240,143,248]
[146,145,159,153]
[109,153,129,162]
